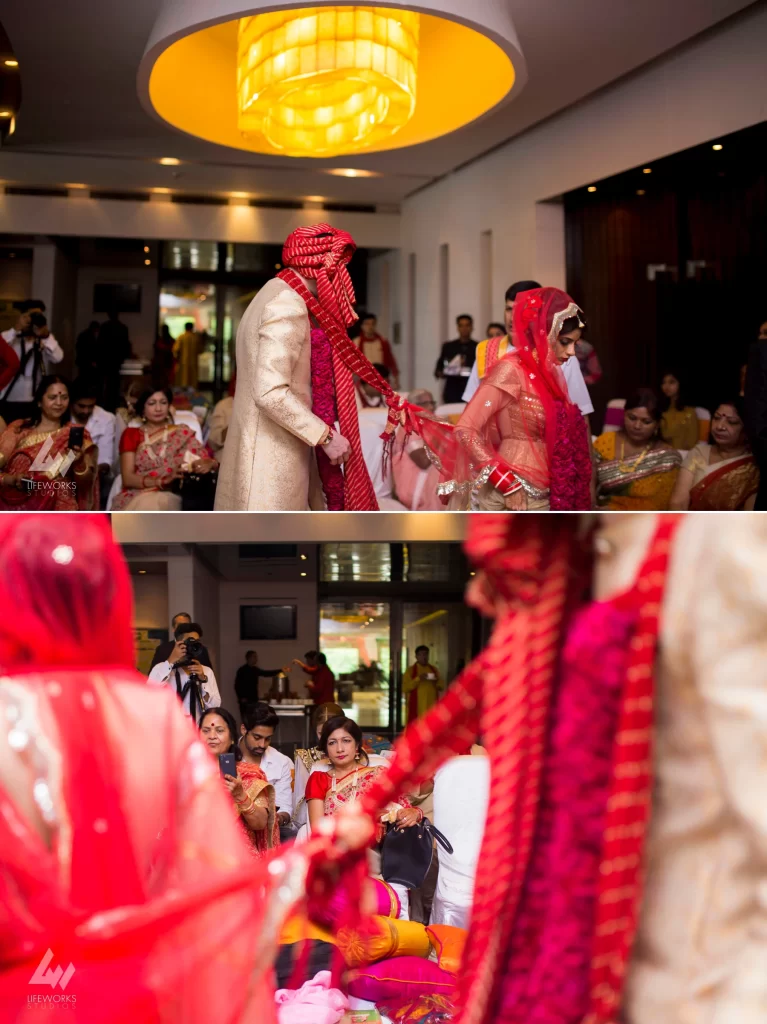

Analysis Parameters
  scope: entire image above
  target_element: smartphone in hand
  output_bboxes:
[68,425,85,449]
[219,752,237,778]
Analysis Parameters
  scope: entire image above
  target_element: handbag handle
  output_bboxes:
[423,819,453,855]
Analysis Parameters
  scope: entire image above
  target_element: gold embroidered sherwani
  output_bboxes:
[215,278,327,511]
[593,514,767,1024]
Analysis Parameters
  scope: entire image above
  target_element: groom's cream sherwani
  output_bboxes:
[215,278,327,511]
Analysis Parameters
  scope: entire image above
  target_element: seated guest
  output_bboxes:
[293,702,344,835]
[150,611,212,670]
[392,389,444,511]
[354,312,399,389]
[70,376,117,501]
[0,374,98,511]
[199,707,278,857]
[486,322,506,339]
[234,649,289,717]
[207,376,235,455]
[112,384,217,511]
[239,703,296,842]
[147,620,220,723]
[659,369,700,450]
[594,388,682,510]
[355,361,390,410]
[671,398,759,511]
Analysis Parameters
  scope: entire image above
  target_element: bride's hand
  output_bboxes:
[504,488,527,511]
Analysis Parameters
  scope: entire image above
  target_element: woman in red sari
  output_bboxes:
[0,374,98,510]
[420,288,592,511]
[0,514,312,1024]
[112,384,216,510]
[199,707,279,857]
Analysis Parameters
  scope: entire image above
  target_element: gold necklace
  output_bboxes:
[617,437,653,474]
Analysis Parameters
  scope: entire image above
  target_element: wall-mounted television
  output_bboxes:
[93,283,142,313]
[239,604,297,641]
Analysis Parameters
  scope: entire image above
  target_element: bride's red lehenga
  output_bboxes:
[308,514,681,1024]
[419,288,592,511]
[0,515,308,1024]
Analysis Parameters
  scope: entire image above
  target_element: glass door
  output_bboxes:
[319,601,391,730]
[399,601,473,731]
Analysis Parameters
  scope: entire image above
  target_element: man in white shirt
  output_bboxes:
[70,379,118,505]
[147,621,221,724]
[462,281,595,420]
[239,702,296,842]
[0,301,64,422]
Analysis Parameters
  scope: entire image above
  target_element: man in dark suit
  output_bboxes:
[435,314,477,404]
[744,319,767,510]
[151,612,212,670]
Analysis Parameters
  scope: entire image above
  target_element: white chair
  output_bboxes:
[434,402,466,424]
[431,754,490,930]
[357,410,407,510]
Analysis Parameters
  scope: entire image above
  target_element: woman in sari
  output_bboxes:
[306,716,418,841]
[594,388,682,510]
[199,707,279,857]
[420,288,592,511]
[293,702,343,835]
[659,369,701,449]
[0,514,316,1024]
[112,384,217,511]
[0,374,98,510]
[671,398,759,510]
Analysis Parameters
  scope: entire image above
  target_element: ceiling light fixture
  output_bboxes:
[587,186,597,193]
[237,8,420,157]
[64,183,88,189]
[159,157,181,165]
[145,259,152,265]
[326,167,379,178]
[3,59,19,68]
[152,187,172,194]
[144,245,150,253]
[636,189,646,196]
[229,191,250,199]
[712,143,723,151]
[642,167,652,174]
[138,569,147,574]
[300,572,307,577]
[0,111,13,118]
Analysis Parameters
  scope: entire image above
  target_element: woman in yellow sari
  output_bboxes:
[671,399,759,510]
[659,370,701,449]
[594,389,682,510]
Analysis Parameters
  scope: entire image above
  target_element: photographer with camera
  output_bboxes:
[147,621,221,724]
[0,300,64,424]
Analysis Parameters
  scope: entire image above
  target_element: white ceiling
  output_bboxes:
[0,0,757,205]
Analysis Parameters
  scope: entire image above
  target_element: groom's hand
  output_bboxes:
[323,431,351,466]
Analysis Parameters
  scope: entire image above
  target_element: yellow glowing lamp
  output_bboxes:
[237,7,419,157]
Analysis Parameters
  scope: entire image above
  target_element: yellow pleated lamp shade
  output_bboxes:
[237,7,420,157]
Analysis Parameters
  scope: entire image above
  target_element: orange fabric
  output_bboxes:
[338,916,430,967]
[426,925,467,975]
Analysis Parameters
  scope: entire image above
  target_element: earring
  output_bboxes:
[354,751,360,761]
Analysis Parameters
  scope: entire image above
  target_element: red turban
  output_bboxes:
[282,224,357,328]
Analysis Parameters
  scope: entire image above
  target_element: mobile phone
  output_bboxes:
[219,752,237,778]
[68,425,84,449]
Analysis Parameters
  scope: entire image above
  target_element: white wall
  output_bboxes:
[401,3,767,389]
[131,574,169,631]
[192,552,221,684]
[365,248,403,377]
[75,265,159,363]
[217,577,319,716]
[0,195,401,251]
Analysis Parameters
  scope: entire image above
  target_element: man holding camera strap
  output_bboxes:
[0,300,64,423]
[147,620,221,724]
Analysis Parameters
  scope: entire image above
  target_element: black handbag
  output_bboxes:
[381,817,453,890]
[170,470,218,511]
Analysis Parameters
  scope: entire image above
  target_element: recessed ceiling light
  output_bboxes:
[300,572,307,577]
[65,183,88,189]
[300,553,308,560]
[712,143,723,151]
[144,245,150,253]
[636,189,646,196]
[159,157,181,166]
[152,187,172,194]
[229,191,250,199]
[3,60,19,68]
[144,259,151,265]
[304,195,326,202]
[138,569,147,574]
[587,186,597,193]
[642,167,652,174]
[0,111,13,118]
[326,168,379,178]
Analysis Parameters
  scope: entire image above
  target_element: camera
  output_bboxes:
[178,636,204,667]
[21,312,47,336]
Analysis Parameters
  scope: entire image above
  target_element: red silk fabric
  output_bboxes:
[307,514,681,1024]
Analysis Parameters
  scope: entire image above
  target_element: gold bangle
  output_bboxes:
[74,465,89,477]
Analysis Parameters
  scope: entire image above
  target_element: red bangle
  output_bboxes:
[488,462,521,496]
